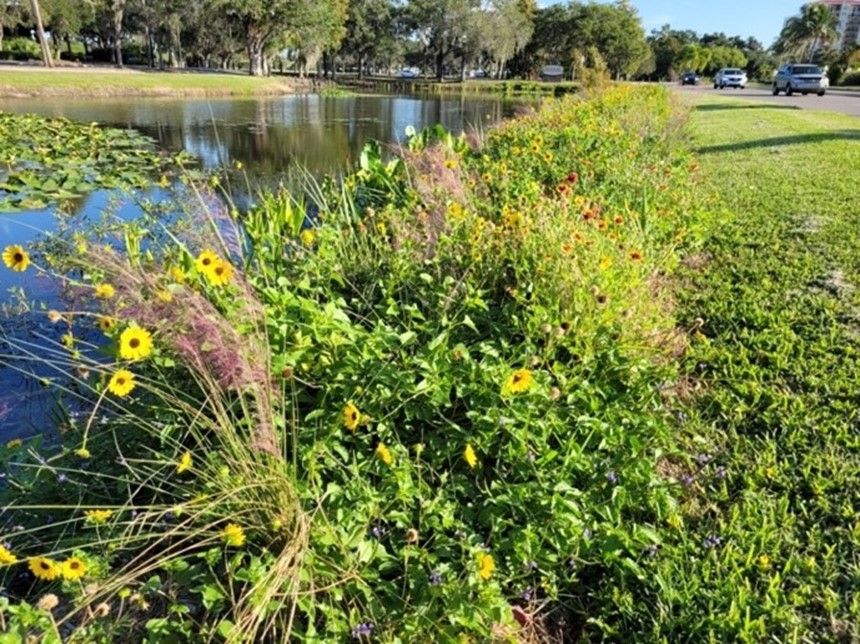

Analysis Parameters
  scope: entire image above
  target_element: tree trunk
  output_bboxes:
[436,48,445,81]
[248,32,265,76]
[0,29,4,53]
[29,0,54,68]
[112,0,125,67]
[358,52,365,79]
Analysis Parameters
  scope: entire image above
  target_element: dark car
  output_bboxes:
[681,72,699,86]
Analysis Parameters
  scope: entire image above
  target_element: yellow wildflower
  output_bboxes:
[170,267,186,283]
[444,158,459,170]
[29,557,60,581]
[119,326,153,361]
[75,447,91,459]
[98,316,116,333]
[107,370,136,397]
[61,557,87,581]
[84,509,113,525]
[477,553,495,581]
[61,333,74,348]
[502,369,533,396]
[222,523,246,547]
[599,256,612,271]
[205,259,233,287]
[343,403,361,431]
[0,544,17,565]
[94,283,115,299]
[158,175,170,188]
[176,451,193,474]
[6,439,23,450]
[757,554,771,571]
[155,289,173,303]
[464,444,478,469]
[375,442,393,466]
[2,245,30,272]
[300,229,316,247]
[195,249,219,274]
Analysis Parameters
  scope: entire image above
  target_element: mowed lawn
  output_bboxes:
[0,67,299,97]
[647,96,860,639]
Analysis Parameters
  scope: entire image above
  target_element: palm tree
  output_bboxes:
[775,3,838,62]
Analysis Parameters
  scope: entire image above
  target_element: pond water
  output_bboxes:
[0,92,520,439]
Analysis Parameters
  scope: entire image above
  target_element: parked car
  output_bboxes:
[681,71,699,85]
[772,64,828,96]
[714,68,747,89]
[399,68,419,79]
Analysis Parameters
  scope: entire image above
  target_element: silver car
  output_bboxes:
[714,68,747,89]
[772,64,828,96]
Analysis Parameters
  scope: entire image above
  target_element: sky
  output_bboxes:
[538,1,806,47]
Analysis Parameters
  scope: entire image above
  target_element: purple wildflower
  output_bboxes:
[606,470,619,485]
[57,473,68,484]
[429,570,442,586]
[697,453,712,466]
[521,586,534,601]
[715,466,727,479]
[680,473,694,487]
[351,622,374,639]
[703,534,723,549]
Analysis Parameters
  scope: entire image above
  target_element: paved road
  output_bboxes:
[674,84,860,117]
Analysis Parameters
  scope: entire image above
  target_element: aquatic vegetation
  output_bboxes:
[0,112,190,212]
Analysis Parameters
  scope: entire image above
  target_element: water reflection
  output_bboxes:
[0,93,517,177]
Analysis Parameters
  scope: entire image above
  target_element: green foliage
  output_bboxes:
[625,96,860,640]
[0,112,187,211]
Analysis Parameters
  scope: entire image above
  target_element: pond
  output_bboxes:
[0,92,521,439]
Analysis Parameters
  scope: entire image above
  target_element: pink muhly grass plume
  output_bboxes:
[82,245,279,456]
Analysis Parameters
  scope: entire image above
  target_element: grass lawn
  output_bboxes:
[0,67,301,97]
[648,96,860,638]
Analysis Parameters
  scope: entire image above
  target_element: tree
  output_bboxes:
[0,2,26,53]
[406,0,480,80]
[29,0,54,67]
[340,0,394,78]
[110,0,125,66]
[209,0,300,76]
[479,0,534,78]
[775,3,838,62]
[576,1,649,80]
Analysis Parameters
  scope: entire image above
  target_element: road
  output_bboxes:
[674,84,860,117]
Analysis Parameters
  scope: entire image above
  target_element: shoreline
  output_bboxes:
[0,66,314,98]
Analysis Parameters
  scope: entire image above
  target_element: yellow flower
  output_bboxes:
[6,439,23,450]
[343,403,361,431]
[158,175,170,188]
[119,326,153,361]
[94,283,115,299]
[170,267,186,283]
[3,245,30,272]
[155,289,173,303]
[300,229,316,247]
[599,256,612,271]
[222,523,246,547]
[61,333,74,348]
[757,554,771,571]
[98,316,116,333]
[61,557,87,581]
[75,447,91,459]
[176,451,192,474]
[375,442,393,466]
[502,369,533,396]
[29,557,60,581]
[107,370,136,397]
[0,544,17,565]
[84,509,113,525]
[205,259,233,286]
[443,158,459,170]
[233,160,244,170]
[195,249,219,274]
[477,553,495,581]
[464,444,478,469]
